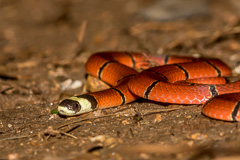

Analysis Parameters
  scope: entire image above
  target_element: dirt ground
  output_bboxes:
[1,0,240,159]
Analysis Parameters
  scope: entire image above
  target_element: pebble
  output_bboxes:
[121,119,130,125]
[153,114,162,123]
[59,79,82,90]
[140,0,209,21]
[8,153,19,160]
[190,133,207,140]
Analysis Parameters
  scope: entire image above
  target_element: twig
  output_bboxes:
[1,135,33,141]
[57,114,116,129]
[77,20,87,44]
[0,125,80,142]
[72,20,87,57]
[142,108,180,116]
[61,132,77,139]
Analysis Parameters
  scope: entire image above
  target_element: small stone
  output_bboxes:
[49,114,58,120]
[141,0,209,21]
[186,115,192,119]
[140,153,150,159]
[190,133,207,140]
[8,153,19,160]
[91,135,106,143]
[59,79,82,90]
[0,121,3,128]
[153,114,162,123]
[121,120,130,125]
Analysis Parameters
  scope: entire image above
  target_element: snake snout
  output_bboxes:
[58,109,65,114]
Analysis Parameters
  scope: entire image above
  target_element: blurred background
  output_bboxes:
[2,0,240,159]
[1,0,240,61]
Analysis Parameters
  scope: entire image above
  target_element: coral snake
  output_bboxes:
[58,51,240,121]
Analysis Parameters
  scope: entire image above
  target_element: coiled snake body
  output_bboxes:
[58,52,240,121]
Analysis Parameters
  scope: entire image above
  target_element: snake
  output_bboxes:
[57,51,240,121]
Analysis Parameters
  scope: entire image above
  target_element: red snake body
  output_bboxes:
[58,51,240,121]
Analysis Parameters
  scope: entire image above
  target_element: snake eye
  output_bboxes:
[73,102,81,112]
[76,103,79,108]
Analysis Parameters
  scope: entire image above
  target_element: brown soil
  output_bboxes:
[1,0,240,159]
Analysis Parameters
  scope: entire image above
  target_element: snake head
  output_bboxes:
[57,95,97,116]
[58,99,81,115]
